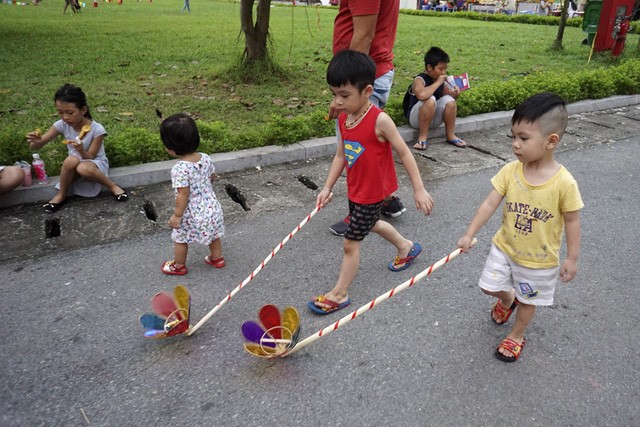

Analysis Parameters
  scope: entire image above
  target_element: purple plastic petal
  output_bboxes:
[241,320,275,348]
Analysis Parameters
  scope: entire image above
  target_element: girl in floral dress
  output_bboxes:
[160,113,225,275]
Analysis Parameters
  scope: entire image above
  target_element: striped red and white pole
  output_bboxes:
[187,204,324,336]
[282,239,477,356]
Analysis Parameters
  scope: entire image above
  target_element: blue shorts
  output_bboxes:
[370,69,394,109]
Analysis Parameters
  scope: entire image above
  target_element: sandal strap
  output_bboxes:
[393,254,416,266]
[492,298,517,322]
[497,337,526,355]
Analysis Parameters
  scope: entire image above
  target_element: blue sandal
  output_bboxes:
[413,140,429,151]
[388,242,422,272]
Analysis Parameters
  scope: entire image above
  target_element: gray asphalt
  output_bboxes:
[1,101,639,426]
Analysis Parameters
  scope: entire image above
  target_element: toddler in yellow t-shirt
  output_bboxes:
[457,92,583,363]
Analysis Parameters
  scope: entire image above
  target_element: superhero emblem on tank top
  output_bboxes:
[344,140,365,168]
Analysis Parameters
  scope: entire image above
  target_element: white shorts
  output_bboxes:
[409,94,455,130]
[478,244,558,306]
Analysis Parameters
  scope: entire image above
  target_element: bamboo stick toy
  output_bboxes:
[186,204,325,336]
[280,240,477,357]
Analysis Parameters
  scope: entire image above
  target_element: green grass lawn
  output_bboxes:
[1,0,638,169]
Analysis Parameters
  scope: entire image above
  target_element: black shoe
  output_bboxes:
[43,200,66,213]
[113,191,129,202]
[329,216,350,236]
[381,196,406,218]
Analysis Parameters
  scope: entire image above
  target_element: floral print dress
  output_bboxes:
[170,153,224,245]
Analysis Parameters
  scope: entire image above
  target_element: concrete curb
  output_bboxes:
[2,94,638,209]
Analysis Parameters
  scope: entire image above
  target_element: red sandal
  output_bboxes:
[205,255,225,268]
[491,297,518,325]
[161,260,187,276]
[495,337,526,362]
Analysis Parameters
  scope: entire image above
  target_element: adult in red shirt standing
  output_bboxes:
[329,0,407,237]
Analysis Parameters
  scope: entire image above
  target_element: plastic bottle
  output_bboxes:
[32,153,49,184]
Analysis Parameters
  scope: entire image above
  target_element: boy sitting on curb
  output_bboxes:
[403,46,466,150]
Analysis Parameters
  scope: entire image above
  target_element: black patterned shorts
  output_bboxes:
[345,200,383,241]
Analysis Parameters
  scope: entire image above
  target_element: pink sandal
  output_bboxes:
[205,255,225,268]
[161,260,187,276]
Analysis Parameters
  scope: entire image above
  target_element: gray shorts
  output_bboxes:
[409,94,455,130]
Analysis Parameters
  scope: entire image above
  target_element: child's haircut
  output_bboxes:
[512,92,568,138]
[424,47,450,69]
[160,113,200,155]
[327,49,376,91]
[54,83,92,119]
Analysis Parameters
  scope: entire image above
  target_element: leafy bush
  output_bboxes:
[400,9,639,33]
[106,128,167,168]
[1,59,637,172]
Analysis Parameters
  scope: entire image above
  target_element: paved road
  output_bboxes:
[1,106,639,425]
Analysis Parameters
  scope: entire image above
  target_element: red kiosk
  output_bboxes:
[593,0,635,56]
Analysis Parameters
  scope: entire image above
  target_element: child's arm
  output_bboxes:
[457,189,504,252]
[26,125,60,150]
[412,74,447,101]
[316,140,345,208]
[169,187,189,229]
[560,210,581,282]
[74,135,106,160]
[377,113,434,215]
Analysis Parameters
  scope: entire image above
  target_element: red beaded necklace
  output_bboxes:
[345,102,372,129]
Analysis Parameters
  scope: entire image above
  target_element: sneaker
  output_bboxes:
[381,196,407,218]
[329,216,350,236]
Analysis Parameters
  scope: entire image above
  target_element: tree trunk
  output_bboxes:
[552,0,571,50]
[240,0,272,62]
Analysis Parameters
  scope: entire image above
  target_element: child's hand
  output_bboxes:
[169,214,182,229]
[414,188,434,216]
[327,105,340,121]
[456,235,475,253]
[26,130,43,149]
[316,187,333,208]
[559,258,578,282]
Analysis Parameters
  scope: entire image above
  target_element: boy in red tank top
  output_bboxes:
[309,50,435,315]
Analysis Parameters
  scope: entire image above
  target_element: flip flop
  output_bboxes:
[413,140,429,151]
[388,242,422,272]
[307,295,351,315]
[446,138,467,148]
[495,337,526,363]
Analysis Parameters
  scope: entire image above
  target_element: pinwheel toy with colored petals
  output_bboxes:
[140,285,191,338]
[241,305,301,358]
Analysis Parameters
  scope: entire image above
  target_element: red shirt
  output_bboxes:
[332,0,399,78]
[339,105,398,204]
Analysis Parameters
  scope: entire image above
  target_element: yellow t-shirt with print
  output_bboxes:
[491,161,584,269]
